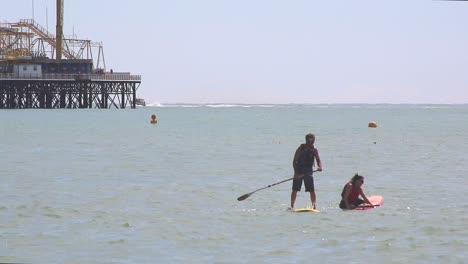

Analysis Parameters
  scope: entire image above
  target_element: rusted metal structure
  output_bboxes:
[0,72,141,109]
[0,1,141,109]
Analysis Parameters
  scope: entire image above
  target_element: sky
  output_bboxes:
[2,0,468,104]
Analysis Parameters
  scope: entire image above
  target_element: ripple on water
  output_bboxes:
[108,239,127,244]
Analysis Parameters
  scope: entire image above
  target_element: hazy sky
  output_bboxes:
[3,0,468,104]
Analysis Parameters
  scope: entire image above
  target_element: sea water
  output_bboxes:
[0,104,467,263]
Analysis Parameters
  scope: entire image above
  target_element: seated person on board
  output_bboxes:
[339,174,374,209]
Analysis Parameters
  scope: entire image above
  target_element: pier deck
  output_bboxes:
[0,73,141,109]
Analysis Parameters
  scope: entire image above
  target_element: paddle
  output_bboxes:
[237,169,318,201]
[356,204,380,209]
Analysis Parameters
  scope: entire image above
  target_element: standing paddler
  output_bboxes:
[290,133,322,210]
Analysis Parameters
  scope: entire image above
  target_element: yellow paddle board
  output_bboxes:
[293,207,320,213]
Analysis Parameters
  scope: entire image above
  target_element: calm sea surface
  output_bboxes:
[1,104,467,263]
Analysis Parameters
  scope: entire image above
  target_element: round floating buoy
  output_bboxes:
[368,121,377,128]
[151,114,158,124]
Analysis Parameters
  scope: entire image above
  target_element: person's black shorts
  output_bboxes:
[339,198,364,209]
[292,174,314,192]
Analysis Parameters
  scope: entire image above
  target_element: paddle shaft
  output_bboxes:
[237,169,318,201]
[249,177,294,193]
[356,204,380,208]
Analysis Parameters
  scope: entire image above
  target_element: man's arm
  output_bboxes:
[292,145,302,178]
[315,148,322,171]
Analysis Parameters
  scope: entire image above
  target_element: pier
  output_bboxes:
[0,72,141,109]
[1,11,142,109]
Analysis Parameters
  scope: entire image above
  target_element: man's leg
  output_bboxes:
[310,191,316,209]
[290,190,298,209]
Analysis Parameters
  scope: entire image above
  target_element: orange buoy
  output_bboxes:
[151,114,158,124]
[368,121,377,128]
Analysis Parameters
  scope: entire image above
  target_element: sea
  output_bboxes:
[0,104,466,264]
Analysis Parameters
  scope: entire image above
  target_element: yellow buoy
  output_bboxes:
[368,121,377,128]
[151,114,158,124]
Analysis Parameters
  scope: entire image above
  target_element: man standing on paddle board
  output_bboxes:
[291,133,322,210]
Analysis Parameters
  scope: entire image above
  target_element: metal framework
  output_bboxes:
[0,18,142,109]
[0,78,140,109]
[1,19,106,69]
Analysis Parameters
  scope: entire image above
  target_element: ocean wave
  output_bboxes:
[143,103,468,109]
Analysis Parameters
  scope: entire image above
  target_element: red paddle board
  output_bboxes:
[354,195,384,210]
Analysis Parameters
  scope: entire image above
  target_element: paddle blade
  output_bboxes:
[237,193,251,201]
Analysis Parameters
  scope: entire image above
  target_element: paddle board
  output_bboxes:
[293,207,320,213]
[354,195,384,210]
